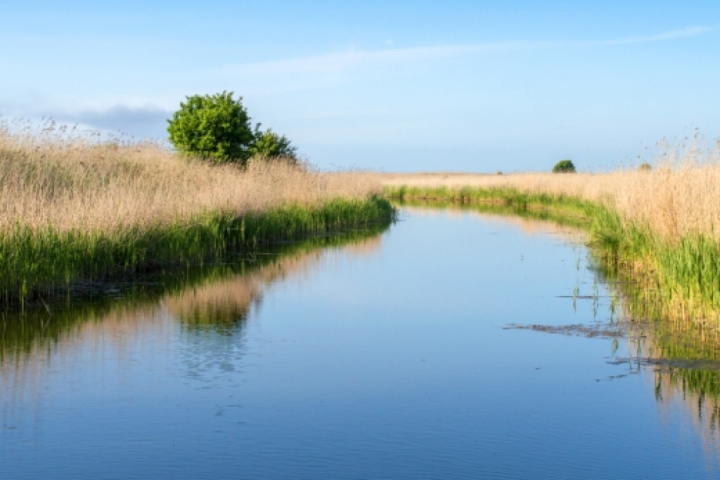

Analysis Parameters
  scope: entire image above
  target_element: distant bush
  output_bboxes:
[638,162,652,172]
[552,159,576,173]
[249,129,298,161]
[167,91,257,165]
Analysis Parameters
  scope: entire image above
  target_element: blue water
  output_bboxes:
[1,207,718,479]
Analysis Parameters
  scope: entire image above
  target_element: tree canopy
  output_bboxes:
[249,129,298,160]
[552,159,576,173]
[167,91,257,164]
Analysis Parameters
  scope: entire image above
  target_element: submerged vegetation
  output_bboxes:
[0,119,393,306]
[382,138,720,325]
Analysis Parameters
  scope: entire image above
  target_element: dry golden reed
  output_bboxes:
[381,139,720,323]
[0,119,381,235]
[379,139,720,245]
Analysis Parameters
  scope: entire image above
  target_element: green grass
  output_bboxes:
[391,185,720,426]
[0,195,395,307]
[387,185,720,324]
[0,221,391,363]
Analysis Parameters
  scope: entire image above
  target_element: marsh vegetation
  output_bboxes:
[0,120,392,306]
[381,139,720,325]
[4,203,720,477]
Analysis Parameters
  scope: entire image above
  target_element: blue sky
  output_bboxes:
[1,1,719,171]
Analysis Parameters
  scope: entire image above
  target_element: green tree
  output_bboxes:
[167,91,256,164]
[552,159,576,173]
[249,129,298,160]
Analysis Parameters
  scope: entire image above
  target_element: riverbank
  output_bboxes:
[382,163,720,326]
[0,122,394,306]
[0,224,389,363]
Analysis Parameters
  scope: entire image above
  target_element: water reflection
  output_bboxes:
[397,199,591,240]
[0,229,385,403]
[2,202,720,477]
[591,238,720,449]
[406,201,720,451]
[622,318,720,453]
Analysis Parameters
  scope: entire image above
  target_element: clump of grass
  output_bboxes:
[0,119,394,304]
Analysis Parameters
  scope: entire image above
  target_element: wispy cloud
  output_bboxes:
[577,26,710,46]
[223,26,710,76]
[53,105,172,137]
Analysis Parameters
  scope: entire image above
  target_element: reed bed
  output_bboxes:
[382,159,720,243]
[0,120,393,304]
[381,140,720,324]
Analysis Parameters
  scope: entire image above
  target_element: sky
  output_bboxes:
[1,0,719,172]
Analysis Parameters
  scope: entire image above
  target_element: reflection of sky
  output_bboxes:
[1,209,719,478]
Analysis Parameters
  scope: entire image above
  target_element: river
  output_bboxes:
[2,205,719,479]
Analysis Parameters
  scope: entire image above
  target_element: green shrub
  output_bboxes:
[552,159,576,173]
[249,129,298,160]
[167,91,257,164]
[638,162,652,172]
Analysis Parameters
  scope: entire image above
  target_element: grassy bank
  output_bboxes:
[0,121,394,305]
[0,224,388,364]
[395,191,720,434]
[385,176,720,326]
[0,197,393,305]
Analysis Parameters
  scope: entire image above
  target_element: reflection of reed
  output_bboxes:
[402,204,585,242]
[414,199,720,454]
[0,233,384,411]
[166,252,324,328]
[165,235,383,330]
[340,235,383,258]
[1,303,169,417]
[624,312,720,457]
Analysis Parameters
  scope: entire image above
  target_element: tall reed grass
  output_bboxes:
[381,138,720,324]
[0,119,393,304]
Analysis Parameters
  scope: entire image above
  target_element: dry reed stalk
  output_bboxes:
[0,120,381,235]
[378,140,720,245]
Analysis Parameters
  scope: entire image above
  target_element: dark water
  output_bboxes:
[2,206,720,479]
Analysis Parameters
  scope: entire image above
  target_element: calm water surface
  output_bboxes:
[2,206,720,479]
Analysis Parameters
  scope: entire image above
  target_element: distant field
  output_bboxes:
[379,159,720,245]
